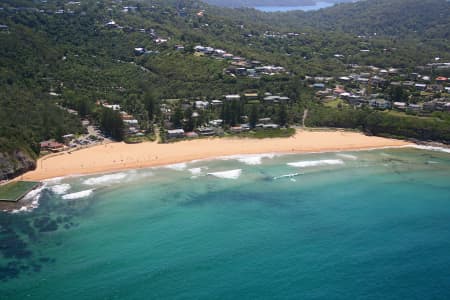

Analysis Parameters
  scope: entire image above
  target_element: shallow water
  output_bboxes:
[1,148,450,299]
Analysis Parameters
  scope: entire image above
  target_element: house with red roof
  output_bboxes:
[40,140,66,153]
[435,76,448,84]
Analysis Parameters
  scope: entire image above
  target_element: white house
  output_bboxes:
[415,83,427,91]
[393,102,407,110]
[103,104,121,111]
[194,45,206,52]
[123,119,139,125]
[225,94,241,101]
[167,129,185,139]
[106,20,118,28]
[211,100,223,106]
[209,119,223,127]
[263,124,280,129]
[154,38,167,44]
[195,101,209,109]
[407,104,422,112]
[370,99,390,109]
[214,49,226,56]
[134,47,145,55]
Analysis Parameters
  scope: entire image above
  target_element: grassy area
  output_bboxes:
[385,110,410,117]
[420,91,434,97]
[124,134,156,144]
[237,128,296,139]
[247,100,261,104]
[324,98,348,108]
[0,181,40,202]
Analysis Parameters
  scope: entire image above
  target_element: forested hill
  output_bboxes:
[283,0,450,38]
[203,0,356,8]
[210,0,450,39]
[203,0,322,8]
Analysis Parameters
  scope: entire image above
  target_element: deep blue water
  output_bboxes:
[255,1,334,12]
[1,148,450,299]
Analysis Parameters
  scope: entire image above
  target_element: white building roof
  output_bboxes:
[168,129,185,134]
[225,94,241,100]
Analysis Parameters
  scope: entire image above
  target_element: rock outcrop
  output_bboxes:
[0,150,36,180]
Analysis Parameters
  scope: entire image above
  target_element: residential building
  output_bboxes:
[167,129,185,139]
[393,102,407,110]
[407,104,422,112]
[313,83,325,89]
[435,76,448,84]
[211,100,223,106]
[370,99,390,109]
[225,94,241,101]
[40,140,66,152]
[415,83,427,91]
[197,127,215,136]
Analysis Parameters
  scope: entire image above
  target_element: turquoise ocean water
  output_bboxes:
[1,148,450,299]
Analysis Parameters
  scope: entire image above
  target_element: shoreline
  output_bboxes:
[38,145,416,182]
[20,130,412,181]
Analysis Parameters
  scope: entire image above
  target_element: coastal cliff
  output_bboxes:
[0,149,36,180]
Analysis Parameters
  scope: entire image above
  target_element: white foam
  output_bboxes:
[11,184,46,214]
[11,198,40,214]
[128,170,154,181]
[62,189,93,200]
[43,176,64,184]
[50,183,71,195]
[188,167,203,175]
[22,184,46,202]
[164,163,188,171]
[11,204,36,214]
[208,169,242,179]
[82,173,127,185]
[287,159,344,168]
[412,145,450,154]
[273,172,303,180]
[336,153,358,160]
[221,153,277,165]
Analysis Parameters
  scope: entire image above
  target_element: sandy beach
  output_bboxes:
[22,130,410,181]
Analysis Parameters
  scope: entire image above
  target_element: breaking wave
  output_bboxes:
[10,184,46,214]
[188,167,203,175]
[10,201,39,214]
[129,170,154,181]
[44,177,64,184]
[164,163,188,171]
[83,173,127,185]
[208,169,242,179]
[336,153,358,160]
[273,172,303,180]
[221,153,277,165]
[287,159,344,168]
[412,145,450,154]
[62,189,94,200]
[50,183,71,195]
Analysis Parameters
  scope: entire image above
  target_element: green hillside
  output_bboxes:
[0,0,449,178]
